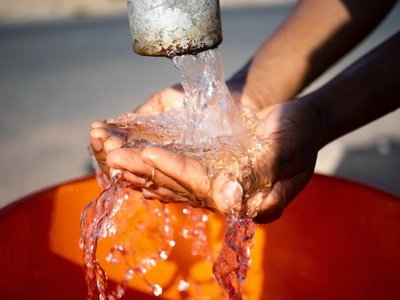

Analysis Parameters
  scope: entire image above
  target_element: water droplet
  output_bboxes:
[182,228,189,239]
[152,284,163,296]
[201,214,208,222]
[159,250,168,260]
[105,253,118,264]
[178,279,190,292]
[126,269,134,280]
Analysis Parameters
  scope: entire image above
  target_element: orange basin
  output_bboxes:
[0,174,399,300]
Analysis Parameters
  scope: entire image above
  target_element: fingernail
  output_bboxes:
[216,180,243,213]
[246,192,264,218]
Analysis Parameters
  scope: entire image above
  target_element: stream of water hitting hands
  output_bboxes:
[81,49,263,299]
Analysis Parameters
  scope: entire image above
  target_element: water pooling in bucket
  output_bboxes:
[81,49,270,299]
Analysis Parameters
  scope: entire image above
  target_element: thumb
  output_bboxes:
[253,168,314,224]
[211,170,243,214]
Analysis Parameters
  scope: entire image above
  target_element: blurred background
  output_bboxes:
[0,0,399,208]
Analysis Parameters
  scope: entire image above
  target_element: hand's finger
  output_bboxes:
[211,171,243,213]
[89,121,128,175]
[253,167,314,224]
[252,187,285,224]
[122,168,191,198]
[108,148,196,197]
[124,171,198,205]
[107,148,153,178]
[142,188,189,205]
[104,136,124,154]
[144,185,192,203]
[142,188,163,200]
[141,147,211,199]
[122,171,147,188]
[90,127,109,152]
[90,122,127,151]
[89,144,109,174]
[90,120,107,130]
[89,123,111,173]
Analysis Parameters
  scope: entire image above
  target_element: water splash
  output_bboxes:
[173,49,244,145]
[80,172,122,299]
[180,206,211,258]
[82,49,267,299]
[212,213,255,300]
[80,170,176,299]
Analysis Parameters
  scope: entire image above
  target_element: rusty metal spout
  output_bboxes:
[127,0,223,57]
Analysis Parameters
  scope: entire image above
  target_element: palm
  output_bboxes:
[251,101,320,222]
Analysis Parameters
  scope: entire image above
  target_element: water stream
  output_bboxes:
[81,49,266,299]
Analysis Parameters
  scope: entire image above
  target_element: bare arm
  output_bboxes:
[91,1,399,221]
[229,0,397,109]
[306,31,400,149]
[251,31,400,223]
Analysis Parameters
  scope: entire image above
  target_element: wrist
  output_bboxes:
[228,54,310,111]
[300,90,331,150]
[227,63,279,110]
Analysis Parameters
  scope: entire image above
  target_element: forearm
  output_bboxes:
[229,0,396,109]
[306,31,400,148]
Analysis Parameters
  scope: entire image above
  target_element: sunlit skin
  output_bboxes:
[90,0,399,223]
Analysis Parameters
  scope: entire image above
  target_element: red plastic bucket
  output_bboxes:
[1,174,399,299]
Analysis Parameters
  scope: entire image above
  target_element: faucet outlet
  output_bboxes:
[127,0,222,57]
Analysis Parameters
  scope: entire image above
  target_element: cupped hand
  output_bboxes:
[105,97,322,222]
[107,144,244,213]
[90,78,322,223]
[89,86,184,174]
[250,100,322,223]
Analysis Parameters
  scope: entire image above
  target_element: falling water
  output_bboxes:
[172,49,244,144]
[81,49,267,299]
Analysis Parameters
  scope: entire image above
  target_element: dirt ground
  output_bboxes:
[0,0,295,24]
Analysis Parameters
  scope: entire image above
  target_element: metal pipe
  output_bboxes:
[127,0,222,57]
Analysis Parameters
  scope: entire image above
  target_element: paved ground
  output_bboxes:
[1,3,399,208]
